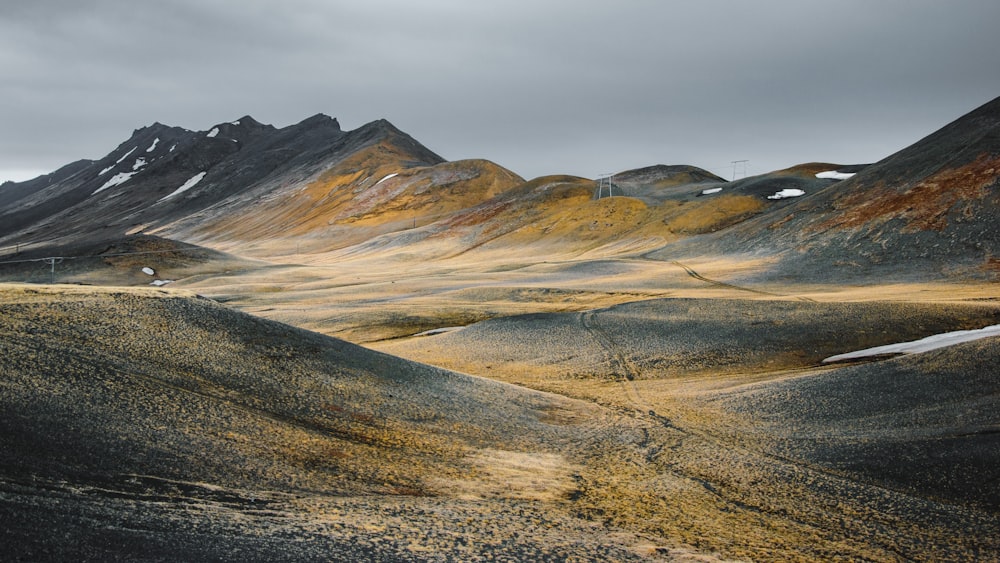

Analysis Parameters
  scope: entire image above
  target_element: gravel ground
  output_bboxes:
[0,284,726,562]
[5,285,1000,561]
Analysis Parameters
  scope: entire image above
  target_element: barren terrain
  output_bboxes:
[2,98,999,561]
[5,240,998,561]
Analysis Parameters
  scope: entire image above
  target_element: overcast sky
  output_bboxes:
[2,0,999,183]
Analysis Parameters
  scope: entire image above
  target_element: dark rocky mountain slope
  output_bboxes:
[658,95,1000,281]
[0,115,449,251]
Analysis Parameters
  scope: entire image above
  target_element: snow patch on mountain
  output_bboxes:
[701,187,723,195]
[132,158,147,171]
[823,324,1000,363]
[99,146,138,175]
[207,128,219,138]
[375,172,399,185]
[159,171,207,202]
[767,189,805,200]
[146,138,159,152]
[93,171,138,195]
[816,171,855,180]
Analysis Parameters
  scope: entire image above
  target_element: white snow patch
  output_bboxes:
[823,324,1000,363]
[146,138,160,152]
[150,279,174,287]
[816,171,856,180]
[169,144,177,152]
[767,188,806,200]
[132,157,147,171]
[116,147,137,163]
[99,146,138,175]
[231,120,241,126]
[207,127,219,138]
[701,187,723,195]
[413,326,465,337]
[141,267,155,276]
[159,171,206,201]
[93,171,137,195]
[375,172,399,185]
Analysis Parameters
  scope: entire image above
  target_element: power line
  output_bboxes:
[731,160,749,180]
[596,172,616,199]
[0,246,206,266]
[42,257,63,284]
[0,245,210,284]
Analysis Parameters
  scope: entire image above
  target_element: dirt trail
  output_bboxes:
[669,260,816,302]
[579,310,654,415]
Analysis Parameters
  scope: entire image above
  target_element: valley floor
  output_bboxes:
[3,248,1000,561]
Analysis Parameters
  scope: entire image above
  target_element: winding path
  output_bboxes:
[670,260,816,302]
[579,310,653,415]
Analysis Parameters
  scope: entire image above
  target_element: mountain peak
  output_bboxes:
[131,121,178,138]
[298,113,341,130]
[231,115,263,127]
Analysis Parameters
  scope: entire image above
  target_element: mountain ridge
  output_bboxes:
[0,114,450,250]
[2,95,999,282]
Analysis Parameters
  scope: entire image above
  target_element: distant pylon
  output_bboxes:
[42,256,63,284]
[597,172,615,199]
[731,160,749,180]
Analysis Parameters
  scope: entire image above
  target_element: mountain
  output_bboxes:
[0,115,465,251]
[2,97,999,282]
[661,96,1000,281]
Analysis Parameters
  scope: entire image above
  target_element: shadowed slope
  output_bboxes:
[378,297,1000,384]
[0,234,260,286]
[713,336,1000,509]
[0,285,586,492]
[1,284,679,561]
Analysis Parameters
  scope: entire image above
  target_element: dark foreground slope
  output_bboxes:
[715,336,1000,510]
[0,284,666,562]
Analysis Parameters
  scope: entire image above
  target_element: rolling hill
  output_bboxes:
[0,284,670,561]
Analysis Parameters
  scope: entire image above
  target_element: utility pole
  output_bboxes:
[43,257,63,284]
[597,173,615,199]
[731,160,749,181]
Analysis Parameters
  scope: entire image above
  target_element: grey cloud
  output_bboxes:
[2,0,999,182]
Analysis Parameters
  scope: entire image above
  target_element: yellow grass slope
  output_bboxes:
[188,139,525,253]
[322,174,771,263]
